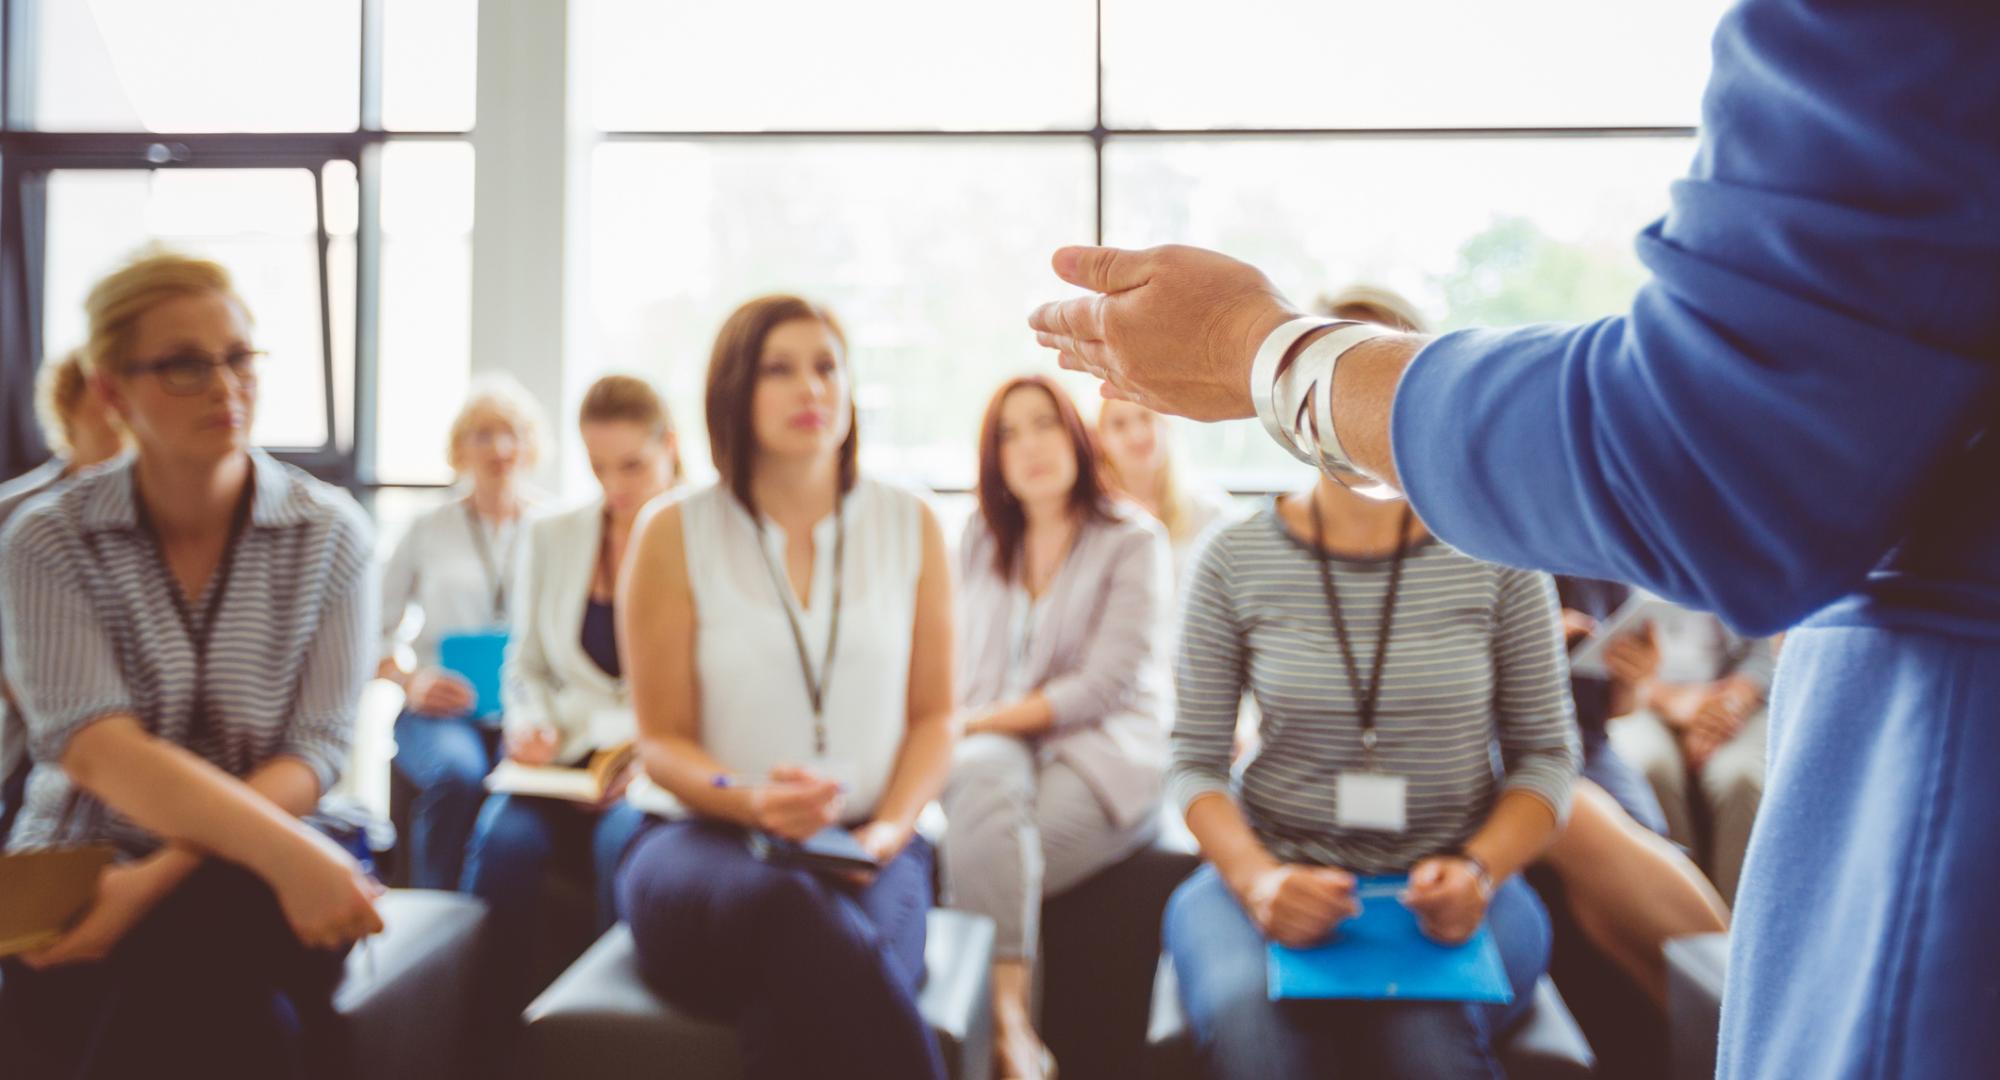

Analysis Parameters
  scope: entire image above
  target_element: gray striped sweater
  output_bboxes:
[1170,505,1579,874]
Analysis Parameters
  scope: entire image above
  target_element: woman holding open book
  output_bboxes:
[0,252,381,1079]
[615,296,957,1080]
[1163,458,1577,1080]
[459,374,681,1020]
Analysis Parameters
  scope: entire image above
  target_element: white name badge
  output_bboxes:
[1336,772,1408,833]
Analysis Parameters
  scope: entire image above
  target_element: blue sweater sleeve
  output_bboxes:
[1390,1,1999,637]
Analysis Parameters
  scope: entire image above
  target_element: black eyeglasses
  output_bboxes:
[126,349,266,397]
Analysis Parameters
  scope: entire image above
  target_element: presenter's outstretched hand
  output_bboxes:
[1029,244,1300,422]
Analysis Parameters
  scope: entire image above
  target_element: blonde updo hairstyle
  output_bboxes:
[33,349,94,456]
[81,250,246,378]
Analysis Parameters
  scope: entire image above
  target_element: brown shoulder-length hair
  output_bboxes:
[705,295,859,511]
[977,375,1114,580]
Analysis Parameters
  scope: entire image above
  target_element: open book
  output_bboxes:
[0,845,116,958]
[485,742,636,804]
[1568,590,1680,679]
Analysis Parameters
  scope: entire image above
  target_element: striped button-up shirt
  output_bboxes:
[1170,505,1579,875]
[0,450,375,856]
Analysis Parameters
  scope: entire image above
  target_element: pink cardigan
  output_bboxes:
[955,503,1172,829]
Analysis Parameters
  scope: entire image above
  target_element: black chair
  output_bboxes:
[519,910,997,1080]
[1037,821,1203,1079]
[338,889,490,1080]
[0,888,489,1080]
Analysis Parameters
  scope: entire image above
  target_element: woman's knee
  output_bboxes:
[466,798,555,873]
[946,734,1033,806]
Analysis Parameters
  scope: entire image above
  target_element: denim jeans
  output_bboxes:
[616,818,944,1080]
[390,710,499,889]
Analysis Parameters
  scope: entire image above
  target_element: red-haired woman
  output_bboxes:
[944,375,1171,1080]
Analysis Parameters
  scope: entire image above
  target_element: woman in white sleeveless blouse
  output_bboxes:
[616,296,957,1080]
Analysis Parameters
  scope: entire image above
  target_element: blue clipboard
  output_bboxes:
[1267,876,1512,1003]
[437,630,508,721]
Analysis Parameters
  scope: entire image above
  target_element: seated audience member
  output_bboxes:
[1095,397,1235,584]
[945,375,1171,1080]
[0,252,381,1079]
[1555,576,1671,835]
[1606,604,1775,904]
[615,296,957,1080]
[380,378,544,889]
[460,374,681,1017]
[1167,455,1578,1080]
[1,349,128,842]
[1324,286,1727,1042]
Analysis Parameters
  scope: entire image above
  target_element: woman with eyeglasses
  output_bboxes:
[0,252,382,1079]
[379,376,545,889]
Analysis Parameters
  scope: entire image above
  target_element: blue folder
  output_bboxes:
[1266,876,1512,1003]
[437,630,508,721]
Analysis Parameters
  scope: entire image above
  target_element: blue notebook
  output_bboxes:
[1266,876,1512,1003]
[437,630,508,721]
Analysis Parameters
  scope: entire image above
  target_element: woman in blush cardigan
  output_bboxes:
[944,374,1171,1080]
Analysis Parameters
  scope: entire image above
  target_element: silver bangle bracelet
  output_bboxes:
[1249,316,1402,500]
[1291,323,1402,501]
[1250,315,1338,462]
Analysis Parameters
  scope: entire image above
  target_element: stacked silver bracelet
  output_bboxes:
[1250,316,1403,501]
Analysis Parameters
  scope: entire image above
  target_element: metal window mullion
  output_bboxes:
[1,0,38,131]
[312,162,340,467]
[352,141,382,489]
[359,0,383,133]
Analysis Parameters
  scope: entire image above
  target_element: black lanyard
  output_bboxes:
[755,504,846,758]
[133,470,256,747]
[462,501,511,623]
[1310,496,1414,771]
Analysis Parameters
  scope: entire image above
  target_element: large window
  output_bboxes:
[0,0,477,485]
[5,1,1737,493]
[581,0,1729,491]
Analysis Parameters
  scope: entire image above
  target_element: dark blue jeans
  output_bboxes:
[391,709,499,889]
[0,862,350,1080]
[460,792,647,1012]
[616,818,944,1080]
[1165,864,1549,1080]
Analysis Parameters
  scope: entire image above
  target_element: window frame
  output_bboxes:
[0,0,471,492]
[589,0,1700,495]
[1,0,1708,497]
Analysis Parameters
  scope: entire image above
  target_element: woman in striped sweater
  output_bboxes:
[1165,463,1578,1080]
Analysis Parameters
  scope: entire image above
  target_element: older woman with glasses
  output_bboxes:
[379,377,546,889]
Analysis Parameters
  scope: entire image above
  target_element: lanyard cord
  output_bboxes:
[755,503,846,758]
[1310,494,1415,770]
[462,500,512,622]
